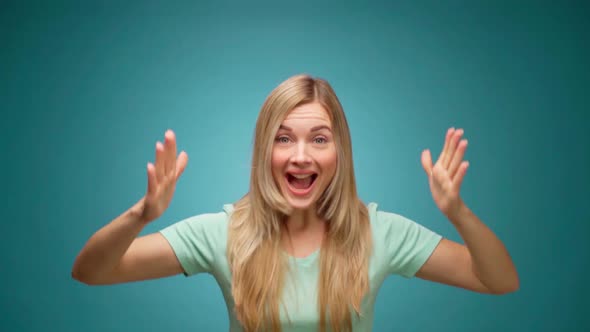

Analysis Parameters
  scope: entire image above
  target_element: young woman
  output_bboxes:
[72,74,519,332]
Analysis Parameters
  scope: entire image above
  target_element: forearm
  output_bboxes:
[72,197,147,283]
[449,201,519,294]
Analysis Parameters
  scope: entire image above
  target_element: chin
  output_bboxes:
[285,198,316,211]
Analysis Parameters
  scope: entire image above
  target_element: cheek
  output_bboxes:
[318,150,338,175]
[271,151,287,177]
[271,151,285,167]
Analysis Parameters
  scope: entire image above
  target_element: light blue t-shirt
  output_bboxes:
[159,202,442,331]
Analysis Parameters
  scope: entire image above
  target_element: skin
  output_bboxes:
[271,102,337,257]
[71,130,186,284]
[417,128,519,294]
[72,119,519,294]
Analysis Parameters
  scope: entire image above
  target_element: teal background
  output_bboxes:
[2,0,588,331]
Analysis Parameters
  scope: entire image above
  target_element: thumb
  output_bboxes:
[147,162,157,195]
[175,151,189,179]
[421,149,433,177]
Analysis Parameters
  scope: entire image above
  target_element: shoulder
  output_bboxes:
[159,204,234,246]
[177,204,233,226]
[366,201,443,277]
[157,204,235,276]
[366,201,442,250]
[366,202,422,231]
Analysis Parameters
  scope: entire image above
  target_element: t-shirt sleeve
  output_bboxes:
[375,209,443,278]
[158,211,228,277]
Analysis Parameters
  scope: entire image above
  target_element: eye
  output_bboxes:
[275,136,291,144]
[313,136,327,144]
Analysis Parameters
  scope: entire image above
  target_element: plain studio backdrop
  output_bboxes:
[1,1,588,331]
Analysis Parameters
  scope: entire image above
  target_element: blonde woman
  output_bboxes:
[72,74,519,331]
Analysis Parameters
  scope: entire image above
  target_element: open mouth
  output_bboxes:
[286,173,318,193]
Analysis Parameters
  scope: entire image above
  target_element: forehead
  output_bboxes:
[282,102,331,126]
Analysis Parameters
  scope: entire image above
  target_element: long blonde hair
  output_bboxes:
[227,74,372,332]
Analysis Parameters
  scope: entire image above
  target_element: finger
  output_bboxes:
[421,149,433,177]
[453,161,469,191]
[175,151,189,179]
[147,162,157,195]
[437,128,454,166]
[444,128,463,169]
[431,163,443,187]
[164,130,177,176]
[155,141,165,181]
[432,163,451,191]
[448,139,468,179]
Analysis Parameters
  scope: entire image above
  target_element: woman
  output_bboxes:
[72,74,519,332]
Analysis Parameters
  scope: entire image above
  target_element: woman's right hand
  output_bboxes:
[140,129,188,224]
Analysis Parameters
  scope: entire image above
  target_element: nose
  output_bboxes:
[291,141,312,166]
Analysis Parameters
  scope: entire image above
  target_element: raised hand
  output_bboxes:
[421,128,469,220]
[141,130,188,223]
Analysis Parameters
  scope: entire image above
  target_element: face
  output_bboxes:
[271,102,338,211]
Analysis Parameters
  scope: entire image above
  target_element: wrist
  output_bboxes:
[129,197,150,225]
[447,199,470,226]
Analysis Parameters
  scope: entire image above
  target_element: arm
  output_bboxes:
[72,130,188,285]
[416,202,519,294]
[71,198,183,285]
[417,128,519,294]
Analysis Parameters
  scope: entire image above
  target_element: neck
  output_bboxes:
[281,206,327,257]
[284,206,324,233]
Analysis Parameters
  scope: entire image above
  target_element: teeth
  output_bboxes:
[291,173,314,179]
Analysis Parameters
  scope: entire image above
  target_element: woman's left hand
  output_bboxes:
[421,128,469,220]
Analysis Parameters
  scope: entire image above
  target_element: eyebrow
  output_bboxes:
[278,124,332,132]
